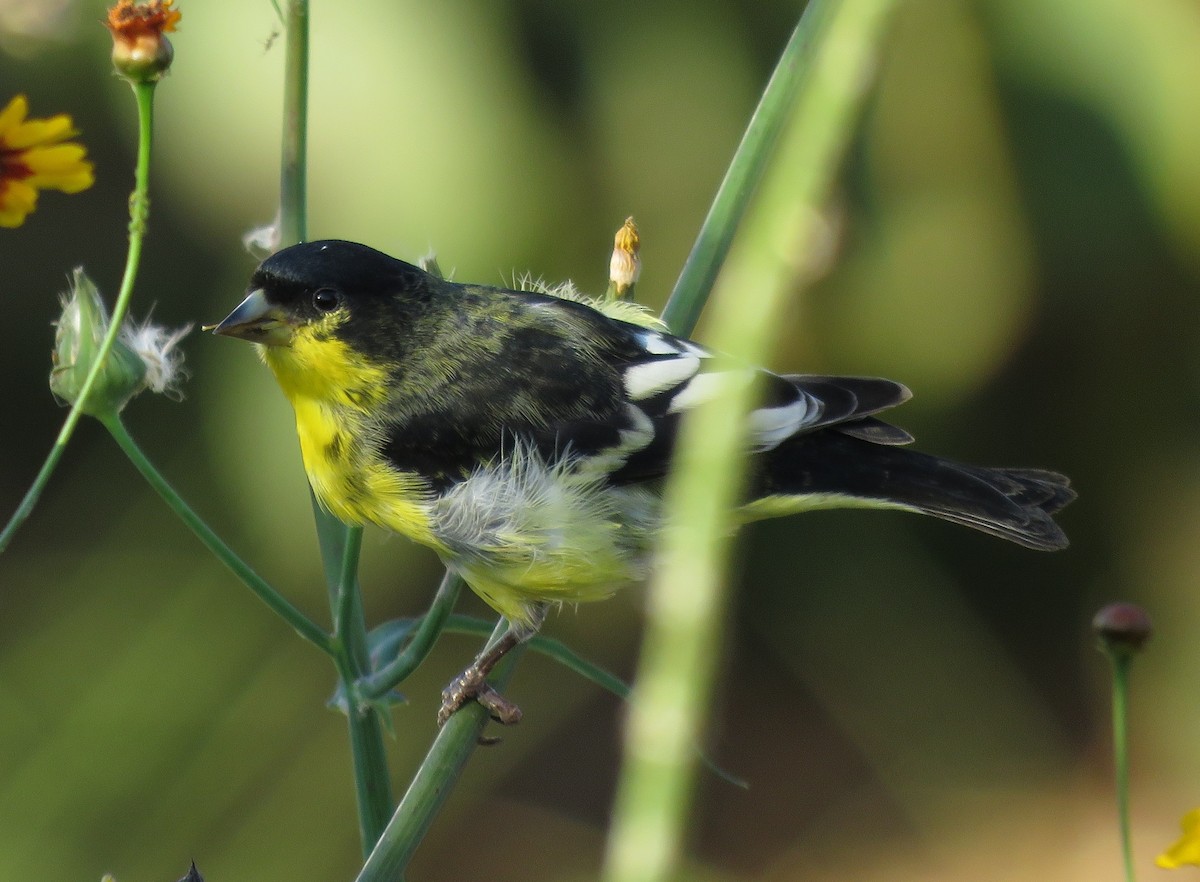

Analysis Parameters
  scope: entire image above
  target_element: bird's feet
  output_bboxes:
[438,665,522,728]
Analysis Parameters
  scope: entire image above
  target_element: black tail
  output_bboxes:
[753,428,1074,550]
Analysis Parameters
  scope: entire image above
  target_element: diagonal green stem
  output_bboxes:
[101,414,332,654]
[603,3,900,881]
[355,620,526,882]
[660,16,820,337]
[0,81,157,554]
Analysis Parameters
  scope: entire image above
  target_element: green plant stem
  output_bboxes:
[279,0,308,248]
[355,620,526,882]
[360,572,463,701]
[277,0,393,853]
[603,3,898,881]
[1111,653,1137,882]
[660,15,816,337]
[326,521,393,853]
[0,81,157,554]
[101,414,332,653]
[333,525,366,649]
[342,669,397,858]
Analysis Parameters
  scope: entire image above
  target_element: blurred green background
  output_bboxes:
[3,0,1199,879]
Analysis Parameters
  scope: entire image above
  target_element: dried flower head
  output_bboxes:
[121,316,191,399]
[608,216,641,300]
[105,0,180,82]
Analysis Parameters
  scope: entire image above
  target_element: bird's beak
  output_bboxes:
[207,289,294,346]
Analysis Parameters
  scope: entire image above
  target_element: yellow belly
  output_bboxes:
[290,395,440,547]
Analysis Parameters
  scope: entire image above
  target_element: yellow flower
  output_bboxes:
[0,95,94,228]
[1158,807,1200,869]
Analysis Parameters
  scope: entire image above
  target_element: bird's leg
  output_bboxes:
[438,604,547,727]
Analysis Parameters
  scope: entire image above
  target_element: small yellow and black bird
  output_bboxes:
[212,239,1073,725]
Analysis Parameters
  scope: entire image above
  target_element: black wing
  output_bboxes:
[375,283,913,490]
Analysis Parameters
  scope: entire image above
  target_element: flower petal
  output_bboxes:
[22,144,95,192]
[0,95,28,141]
[0,178,38,227]
[4,113,78,150]
[1158,808,1200,869]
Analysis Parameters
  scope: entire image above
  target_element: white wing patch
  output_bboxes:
[625,328,827,452]
[618,404,656,450]
[577,404,658,479]
[748,395,816,450]
[666,369,746,413]
[623,355,701,400]
[663,369,819,450]
[638,331,686,356]
[624,330,716,400]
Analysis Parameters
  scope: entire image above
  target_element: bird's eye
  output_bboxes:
[312,288,341,312]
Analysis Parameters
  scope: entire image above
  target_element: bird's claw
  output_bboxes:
[438,668,522,728]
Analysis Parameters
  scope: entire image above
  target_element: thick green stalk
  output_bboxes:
[277,0,392,852]
[603,3,899,881]
[0,82,157,553]
[101,414,332,654]
[355,621,525,882]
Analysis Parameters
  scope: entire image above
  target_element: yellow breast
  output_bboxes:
[262,332,441,549]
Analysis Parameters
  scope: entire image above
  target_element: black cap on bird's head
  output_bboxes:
[209,239,431,347]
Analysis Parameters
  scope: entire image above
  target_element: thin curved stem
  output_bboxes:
[1,82,157,553]
[102,414,333,653]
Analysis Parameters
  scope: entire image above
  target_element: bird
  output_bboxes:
[210,239,1074,726]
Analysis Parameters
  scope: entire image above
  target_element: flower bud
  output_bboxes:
[49,268,191,415]
[105,0,180,83]
[1092,602,1152,658]
[607,216,641,300]
[51,269,146,416]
